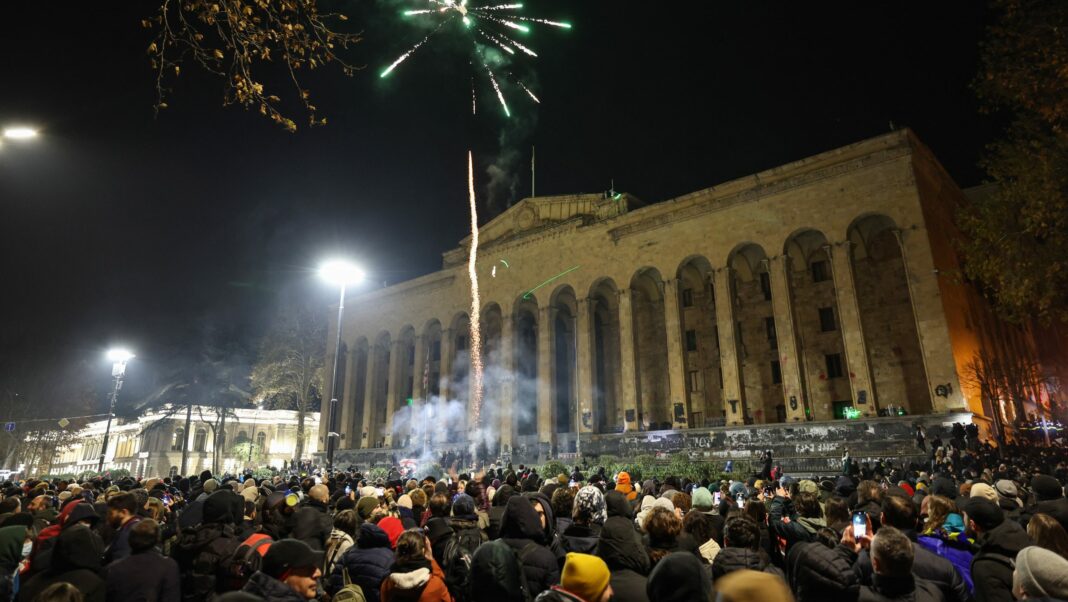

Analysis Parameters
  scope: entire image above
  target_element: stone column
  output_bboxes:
[410,335,427,447]
[498,315,516,452]
[360,345,377,449]
[537,306,555,451]
[662,278,690,428]
[439,328,455,404]
[617,288,640,432]
[437,328,455,446]
[575,298,595,434]
[893,228,964,412]
[768,256,807,422]
[338,348,358,449]
[383,339,403,448]
[828,243,878,416]
[713,268,745,425]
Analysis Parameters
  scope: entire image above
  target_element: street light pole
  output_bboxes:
[320,259,365,474]
[99,349,134,473]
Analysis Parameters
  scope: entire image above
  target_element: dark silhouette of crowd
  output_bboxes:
[3,433,1068,601]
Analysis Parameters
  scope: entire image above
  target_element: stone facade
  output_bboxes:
[46,406,319,478]
[319,130,1056,461]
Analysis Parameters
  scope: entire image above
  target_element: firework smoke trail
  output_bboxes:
[483,62,511,117]
[380,21,448,78]
[518,81,540,103]
[466,151,484,431]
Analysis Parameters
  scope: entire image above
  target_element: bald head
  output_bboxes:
[309,484,329,503]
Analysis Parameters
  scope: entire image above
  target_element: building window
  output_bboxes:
[172,427,185,452]
[771,360,782,384]
[431,341,441,361]
[236,430,248,443]
[456,336,467,351]
[408,346,416,365]
[825,353,844,379]
[687,370,702,392]
[811,260,830,283]
[819,307,836,332]
[759,272,772,300]
[765,317,777,342]
[685,329,698,351]
[193,428,207,452]
[256,431,267,452]
[682,288,694,307]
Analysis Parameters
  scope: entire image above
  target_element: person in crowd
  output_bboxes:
[560,487,605,557]
[1012,546,1068,600]
[770,488,826,550]
[711,515,783,582]
[0,526,27,602]
[242,539,324,601]
[325,509,358,576]
[680,510,719,564]
[646,551,711,602]
[854,494,970,602]
[31,583,83,602]
[614,473,637,502]
[551,488,575,536]
[103,491,142,564]
[18,524,105,602]
[859,526,944,602]
[467,540,527,602]
[328,521,395,602]
[535,552,613,602]
[499,495,559,595]
[596,494,649,602]
[1025,512,1068,560]
[960,497,1031,602]
[1024,475,1068,532]
[104,519,180,602]
[172,491,242,601]
[288,484,332,551]
[643,506,682,568]
[380,529,452,602]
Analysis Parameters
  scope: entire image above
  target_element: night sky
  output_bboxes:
[0,1,994,416]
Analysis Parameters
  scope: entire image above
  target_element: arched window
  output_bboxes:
[236,430,249,444]
[171,428,185,451]
[256,431,267,453]
[193,428,207,452]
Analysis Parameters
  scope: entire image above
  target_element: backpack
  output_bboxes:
[324,529,354,575]
[221,533,273,592]
[333,566,368,602]
[440,528,482,601]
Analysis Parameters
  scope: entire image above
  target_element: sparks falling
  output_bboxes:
[382,0,570,113]
[466,151,484,429]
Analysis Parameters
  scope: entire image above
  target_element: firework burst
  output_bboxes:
[382,0,570,116]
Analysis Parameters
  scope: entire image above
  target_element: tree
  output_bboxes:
[250,299,325,463]
[146,0,362,131]
[960,0,1068,324]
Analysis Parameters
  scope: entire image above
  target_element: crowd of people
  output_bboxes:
[1,434,1068,602]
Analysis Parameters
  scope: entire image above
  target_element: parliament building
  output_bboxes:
[318,130,1062,462]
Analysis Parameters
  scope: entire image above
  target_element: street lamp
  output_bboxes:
[99,348,135,473]
[319,259,365,473]
[2,127,38,140]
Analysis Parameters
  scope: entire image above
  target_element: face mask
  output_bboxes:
[21,542,31,558]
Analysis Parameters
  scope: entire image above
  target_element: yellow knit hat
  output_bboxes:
[561,553,611,602]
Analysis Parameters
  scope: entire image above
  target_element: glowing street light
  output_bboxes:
[99,348,135,472]
[319,259,365,472]
[2,127,38,140]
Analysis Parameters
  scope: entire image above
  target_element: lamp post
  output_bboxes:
[99,348,134,473]
[248,400,264,467]
[319,259,365,473]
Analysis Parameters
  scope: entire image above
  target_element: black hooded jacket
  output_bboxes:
[711,547,785,582]
[468,539,530,602]
[287,498,333,551]
[500,496,559,596]
[172,492,242,602]
[971,519,1031,602]
[787,542,858,602]
[18,524,106,602]
[597,516,649,602]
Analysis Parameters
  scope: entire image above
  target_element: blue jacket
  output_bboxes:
[917,529,975,594]
[327,523,394,602]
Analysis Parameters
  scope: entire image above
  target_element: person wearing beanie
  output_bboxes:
[993,480,1023,523]
[715,569,792,602]
[535,552,613,602]
[1014,545,1068,600]
[962,496,1032,602]
[1026,475,1068,533]
[377,516,405,549]
[615,472,637,502]
[243,538,324,601]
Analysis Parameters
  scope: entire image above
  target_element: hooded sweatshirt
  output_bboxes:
[18,524,105,602]
[499,495,559,595]
[597,516,650,602]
